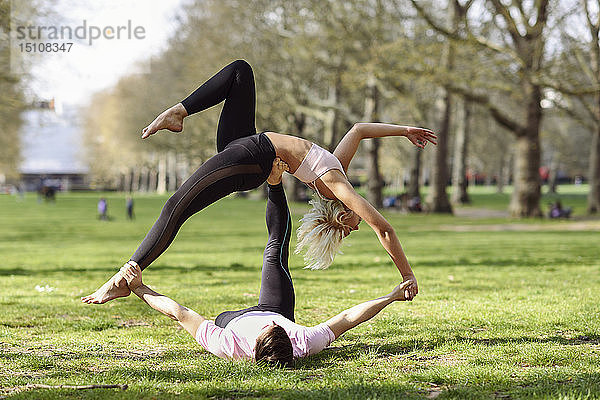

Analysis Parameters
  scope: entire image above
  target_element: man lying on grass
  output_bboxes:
[118,159,413,367]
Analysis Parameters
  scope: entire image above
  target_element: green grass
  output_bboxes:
[0,186,599,399]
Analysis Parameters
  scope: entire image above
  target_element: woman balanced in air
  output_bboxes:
[82,60,436,305]
[118,160,413,366]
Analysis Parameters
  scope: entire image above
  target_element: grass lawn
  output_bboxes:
[0,186,599,399]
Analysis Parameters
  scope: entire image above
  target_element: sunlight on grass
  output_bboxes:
[0,188,598,399]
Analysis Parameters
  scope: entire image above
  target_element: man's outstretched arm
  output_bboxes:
[324,280,412,339]
[120,262,206,338]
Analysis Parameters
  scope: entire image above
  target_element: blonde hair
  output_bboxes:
[295,197,352,270]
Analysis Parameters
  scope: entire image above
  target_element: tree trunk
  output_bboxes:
[509,81,543,217]
[548,158,558,194]
[157,153,167,194]
[288,112,308,202]
[497,151,511,194]
[117,172,125,192]
[140,167,150,192]
[363,74,384,209]
[366,138,383,208]
[588,127,600,213]
[587,0,600,214]
[177,155,190,188]
[167,151,177,192]
[131,169,140,192]
[123,169,132,192]
[148,168,157,192]
[327,74,342,152]
[407,147,421,199]
[427,88,453,213]
[452,99,470,204]
[509,135,542,217]
[427,3,455,213]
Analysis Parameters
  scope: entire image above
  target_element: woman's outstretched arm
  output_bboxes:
[324,280,412,339]
[333,123,437,172]
[120,262,206,338]
[320,171,418,297]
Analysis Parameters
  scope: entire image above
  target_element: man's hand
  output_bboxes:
[389,280,415,302]
[267,157,289,185]
[119,261,143,290]
[401,274,418,300]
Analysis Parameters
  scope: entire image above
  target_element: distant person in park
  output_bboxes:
[408,196,422,213]
[97,198,108,220]
[548,200,571,219]
[117,161,414,367]
[126,197,135,220]
[38,185,56,202]
[82,60,435,305]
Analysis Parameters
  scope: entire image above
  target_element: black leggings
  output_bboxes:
[215,183,295,327]
[130,60,276,268]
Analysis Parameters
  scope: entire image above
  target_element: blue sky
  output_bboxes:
[12,0,186,106]
[12,0,186,174]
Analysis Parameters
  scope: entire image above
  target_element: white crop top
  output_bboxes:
[293,144,347,184]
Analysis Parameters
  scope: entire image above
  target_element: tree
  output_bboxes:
[412,0,555,217]
[0,0,25,179]
[452,98,471,204]
[0,0,58,181]
[556,0,600,213]
[425,1,474,213]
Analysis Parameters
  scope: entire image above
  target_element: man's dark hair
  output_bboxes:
[254,323,294,368]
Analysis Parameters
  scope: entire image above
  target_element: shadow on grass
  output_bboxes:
[1,255,585,278]
[4,341,600,399]
[460,333,600,346]
[415,256,583,268]
[190,375,600,400]
[366,330,600,351]
[5,373,598,400]
[0,262,258,277]
[297,333,600,370]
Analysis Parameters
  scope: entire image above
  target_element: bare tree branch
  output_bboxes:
[573,46,597,82]
[448,84,525,134]
[387,81,427,121]
[553,98,598,131]
[576,94,600,123]
[583,0,596,33]
[512,0,529,30]
[461,0,476,11]
[531,0,550,36]
[409,0,523,64]
[489,0,524,46]
[537,76,600,96]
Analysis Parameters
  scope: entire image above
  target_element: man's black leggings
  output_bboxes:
[215,183,295,327]
[130,60,276,269]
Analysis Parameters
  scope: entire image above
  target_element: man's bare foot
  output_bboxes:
[81,271,131,304]
[141,103,188,139]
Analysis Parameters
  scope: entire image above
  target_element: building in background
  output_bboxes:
[19,99,89,191]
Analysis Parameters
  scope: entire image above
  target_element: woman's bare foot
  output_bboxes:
[81,270,131,304]
[141,103,188,139]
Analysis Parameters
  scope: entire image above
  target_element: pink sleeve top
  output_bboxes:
[195,311,335,360]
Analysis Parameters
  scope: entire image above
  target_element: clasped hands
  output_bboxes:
[119,261,143,290]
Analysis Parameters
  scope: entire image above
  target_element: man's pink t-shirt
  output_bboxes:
[195,311,335,360]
